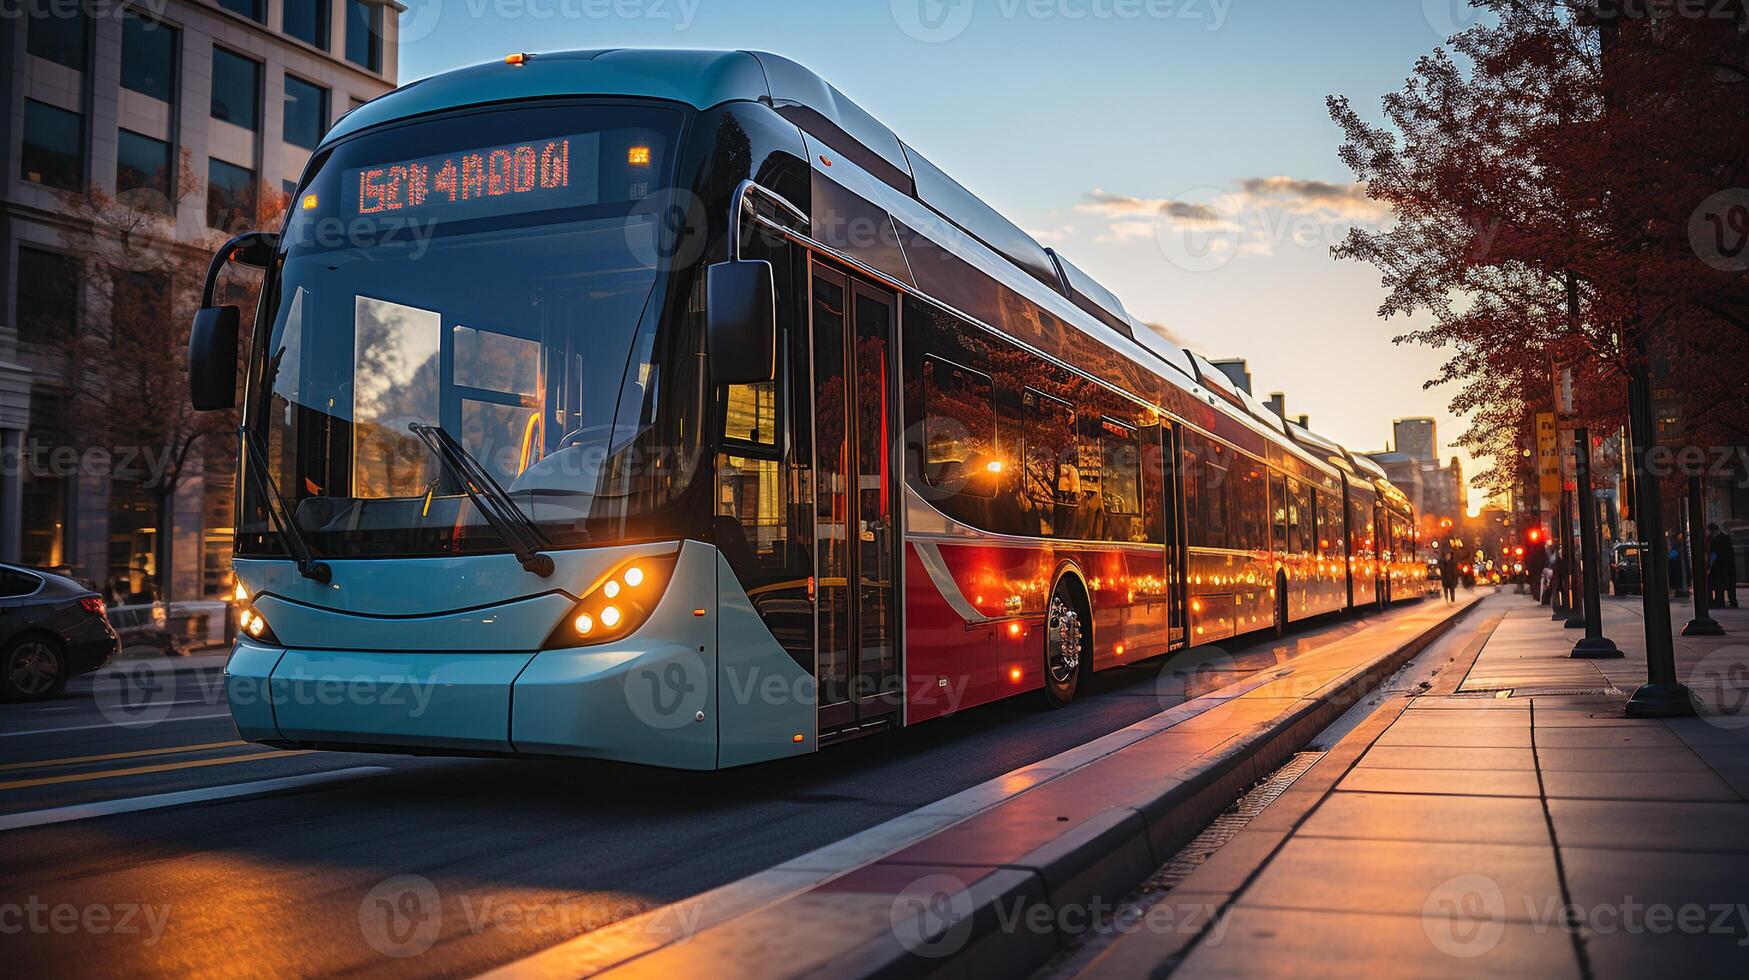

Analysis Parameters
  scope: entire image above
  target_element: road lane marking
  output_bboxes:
[0,767,391,832]
[0,712,234,738]
[0,750,307,791]
[0,740,246,773]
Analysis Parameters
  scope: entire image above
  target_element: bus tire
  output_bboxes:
[1043,578,1087,708]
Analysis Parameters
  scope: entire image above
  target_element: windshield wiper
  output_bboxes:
[241,428,332,583]
[408,423,555,577]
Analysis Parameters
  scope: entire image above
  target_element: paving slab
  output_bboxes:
[1352,744,1539,771]
[1335,767,1542,798]
[1168,906,1580,980]
[1538,769,1743,803]
[1545,799,1749,853]
[1294,791,1551,846]
[1233,837,1563,924]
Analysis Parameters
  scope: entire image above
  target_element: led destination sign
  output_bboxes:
[344,133,604,221]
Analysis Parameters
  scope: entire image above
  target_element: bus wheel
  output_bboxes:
[1043,582,1087,708]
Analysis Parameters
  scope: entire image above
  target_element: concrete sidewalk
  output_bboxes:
[1077,596,1749,979]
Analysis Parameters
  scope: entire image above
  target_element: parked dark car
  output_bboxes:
[1610,542,1644,595]
[0,563,120,701]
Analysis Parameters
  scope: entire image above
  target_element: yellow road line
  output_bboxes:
[0,750,311,791]
[0,740,246,774]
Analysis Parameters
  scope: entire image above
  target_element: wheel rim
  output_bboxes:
[9,642,61,696]
[1046,595,1082,686]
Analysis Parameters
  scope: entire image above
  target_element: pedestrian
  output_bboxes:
[1439,551,1458,602]
[1711,523,1740,609]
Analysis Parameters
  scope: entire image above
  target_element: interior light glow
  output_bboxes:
[301,193,319,210]
[627,145,651,165]
[985,460,1004,474]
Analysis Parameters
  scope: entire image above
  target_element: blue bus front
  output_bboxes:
[212,93,814,769]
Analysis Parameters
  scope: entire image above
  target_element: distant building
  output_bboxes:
[1393,417,1438,466]
[1,0,399,597]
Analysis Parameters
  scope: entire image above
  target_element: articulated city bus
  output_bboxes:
[188,50,1426,769]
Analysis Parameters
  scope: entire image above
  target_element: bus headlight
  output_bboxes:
[237,605,281,646]
[543,556,677,649]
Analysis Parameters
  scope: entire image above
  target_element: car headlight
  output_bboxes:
[542,556,677,649]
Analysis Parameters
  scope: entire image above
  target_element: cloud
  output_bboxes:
[1079,190,1225,225]
[1025,225,1071,243]
[1237,177,1390,223]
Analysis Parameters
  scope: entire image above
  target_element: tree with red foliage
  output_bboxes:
[53,151,287,599]
[1328,1,1749,498]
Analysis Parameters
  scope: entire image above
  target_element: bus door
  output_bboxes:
[1165,422,1186,648]
[811,263,901,734]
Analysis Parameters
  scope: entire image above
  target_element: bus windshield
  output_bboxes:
[239,102,705,559]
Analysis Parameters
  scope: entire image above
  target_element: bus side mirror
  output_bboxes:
[705,259,775,385]
[189,231,277,412]
[189,305,240,411]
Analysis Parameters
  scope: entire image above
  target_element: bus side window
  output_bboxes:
[1098,418,1141,518]
[716,329,788,570]
[1203,442,1230,549]
[921,355,997,499]
[1280,476,1294,556]
[1233,461,1267,552]
[1296,482,1315,554]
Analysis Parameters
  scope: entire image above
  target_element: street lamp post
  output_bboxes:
[1623,350,1693,717]
[1564,487,1585,629]
[1681,473,1725,636]
[1571,428,1621,657]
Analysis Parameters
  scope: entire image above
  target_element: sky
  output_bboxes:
[394,0,1489,508]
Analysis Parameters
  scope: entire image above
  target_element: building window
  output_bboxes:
[217,0,265,23]
[345,0,382,72]
[27,9,88,70]
[283,0,329,49]
[22,100,84,190]
[211,48,261,131]
[121,12,178,103]
[15,247,80,345]
[207,158,257,231]
[116,129,173,212]
[282,75,329,150]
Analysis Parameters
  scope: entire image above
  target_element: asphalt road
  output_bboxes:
[0,600,1437,978]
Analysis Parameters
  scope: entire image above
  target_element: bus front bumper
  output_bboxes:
[222,541,814,770]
